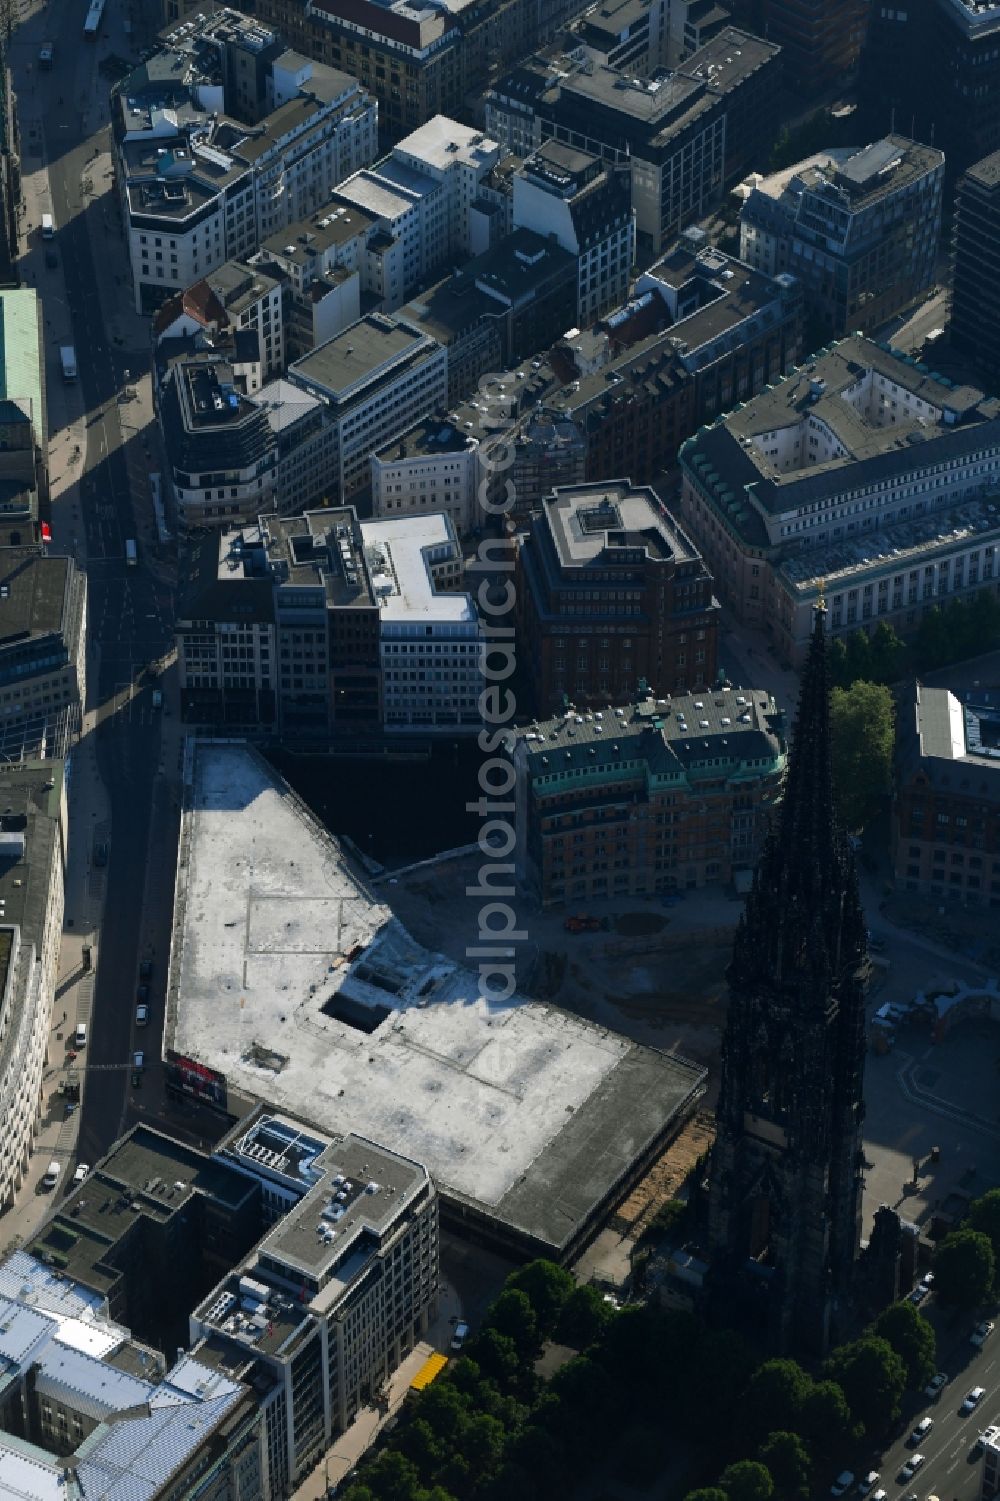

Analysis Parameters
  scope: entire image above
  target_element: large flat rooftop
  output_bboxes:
[360,514,474,623]
[290,314,434,403]
[167,744,705,1256]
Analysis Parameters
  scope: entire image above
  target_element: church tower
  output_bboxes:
[706,606,868,1354]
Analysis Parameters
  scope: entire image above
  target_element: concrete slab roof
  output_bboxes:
[168,744,705,1256]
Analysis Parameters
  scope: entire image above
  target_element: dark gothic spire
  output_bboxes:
[728,606,866,998]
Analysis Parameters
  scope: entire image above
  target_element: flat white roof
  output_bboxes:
[360,514,476,623]
[395,115,499,173]
[336,170,421,223]
[168,745,703,1252]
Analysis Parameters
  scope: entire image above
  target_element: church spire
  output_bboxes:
[729,605,865,998]
[707,605,869,1354]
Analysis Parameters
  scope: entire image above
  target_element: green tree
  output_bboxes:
[828,636,850,689]
[458,1412,505,1478]
[464,1329,522,1392]
[798,1380,854,1457]
[844,629,873,685]
[830,681,895,829]
[554,1283,615,1349]
[619,1421,668,1486]
[914,606,952,670]
[412,1381,468,1443]
[758,1431,811,1501]
[504,1260,574,1339]
[872,1301,936,1389]
[684,1490,730,1501]
[740,1359,812,1449]
[547,1355,618,1440]
[358,1450,425,1501]
[934,1228,996,1307]
[869,621,905,684]
[967,1188,1000,1273]
[824,1335,907,1436]
[597,1305,695,1410]
[685,1328,756,1439]
[719,1459,774,1501]
[434,1453,471,1500]
[395,1418,444,1476]
[483,1289,540,1362]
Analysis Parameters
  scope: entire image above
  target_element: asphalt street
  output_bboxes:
[831,1310,1000,1501]
[31,7,178,1164]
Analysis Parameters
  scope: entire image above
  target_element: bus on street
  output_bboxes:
[84,0,105,40]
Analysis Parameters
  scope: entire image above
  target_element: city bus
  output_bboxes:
[83,0,105,41]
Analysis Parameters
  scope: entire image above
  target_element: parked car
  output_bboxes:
[971,1321,995,1347]
[897,1455,924,1482]
[962,1387,987,1414]
[450,1321,470,1352]
[135,1003,148,1027]
[908,1417,933,1446]
[133,1051,144,1071]
[139,958,153,980]
[41,1160,61,1190]
[831,1474,855,1497]
[72,1163,89,1185]
[858,1471,880,1494]
[44,248,58,269]
[136,984,150,1005]
[74,1022,87,1048]
[924,1372,947,1400]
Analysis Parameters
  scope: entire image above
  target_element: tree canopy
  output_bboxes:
[934,1228,996,1307]
[823,1336,907,1437]
[758,1431,812,1501]
[871,1301,937,1390]
[967,1189,1000,1279]
[719,1459,775,1501]
[830,680,895,829]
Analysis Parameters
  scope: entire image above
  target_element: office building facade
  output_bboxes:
[287,313,449,501]
[371,418,482,536]
[677,337,1000,664]
[951,152,1000,386]
[894,683,1000,909]
[0,552,86,752]
[488,29,782,255]
[512,140,635,325]
[740,136,945,337]
[509,686,785,904]
[113,11,377,313]
[177,507,481,737]
[0,764,66,1212]
[516,480,720,715]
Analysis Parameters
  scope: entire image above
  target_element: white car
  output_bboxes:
[450,1321,469,1352]
[72,1163,89,1185]
[962,1387,986,1414]
[858,1471,880,1495]
[924,1372,947,1400]
[871,1491,887,1501]
[971,1321,995,1347]
[898,1456,924,1482]
[908,1417,933,1446]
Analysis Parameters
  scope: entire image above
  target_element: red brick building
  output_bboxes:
[515,481,720,716]
[509,688,786,904]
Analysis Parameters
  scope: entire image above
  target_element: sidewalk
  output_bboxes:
[291,1343,434,1501]
[0,17,137,1242]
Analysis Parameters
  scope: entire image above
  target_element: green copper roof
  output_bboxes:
[0,292,44,445]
